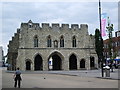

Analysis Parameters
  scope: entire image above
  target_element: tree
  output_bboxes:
[95,28,104,77]
[106,17,114,72]
[95,29,104,65]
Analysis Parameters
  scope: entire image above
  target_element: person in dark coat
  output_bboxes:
[13,67,22,88]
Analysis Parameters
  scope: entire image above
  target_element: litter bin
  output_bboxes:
[105,66,110,77]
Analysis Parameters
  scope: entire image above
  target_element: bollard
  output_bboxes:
[105,66,110,77]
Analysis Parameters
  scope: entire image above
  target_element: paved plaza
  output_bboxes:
[1,67,119,88]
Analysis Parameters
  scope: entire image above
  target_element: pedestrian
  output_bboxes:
[13,67,22,88]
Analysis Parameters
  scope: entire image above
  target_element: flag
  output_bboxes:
[101,13,107,37]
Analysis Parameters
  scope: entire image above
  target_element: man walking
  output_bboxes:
[13,67,22,88]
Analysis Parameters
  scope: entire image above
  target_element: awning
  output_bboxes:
[114,59,120,61]
[107,59,120,61]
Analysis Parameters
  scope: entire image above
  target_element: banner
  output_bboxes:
[101,13,107,37]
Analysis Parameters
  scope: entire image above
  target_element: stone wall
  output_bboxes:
[7,29,20,70]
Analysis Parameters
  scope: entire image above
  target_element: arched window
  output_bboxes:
[60,35,64,47]
[72,36,76,47]
[80,59,85,68]
[54,40,58,48]
[47,35,52,47]
[90,56,95,69]
[34,35,38,47]
[26,61,31,70]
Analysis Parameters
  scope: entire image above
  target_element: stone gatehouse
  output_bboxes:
[7,20,98,71]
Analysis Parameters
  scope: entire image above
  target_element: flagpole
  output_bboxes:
[99,0,102,34]
[99,0,104,77]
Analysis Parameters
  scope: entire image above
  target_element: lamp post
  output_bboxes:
[99,0,104,77]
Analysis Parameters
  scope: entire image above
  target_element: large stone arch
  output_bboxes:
[69,53,77,70]
[48,51,64,70]
[34,53,43,71]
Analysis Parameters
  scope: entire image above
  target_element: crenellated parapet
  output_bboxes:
[42,23,49,29]
[61,24,69,29]
[21,20,40,30]
[20,20,88,31]
[71,24,79,29]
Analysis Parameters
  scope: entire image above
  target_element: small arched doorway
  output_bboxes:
[34,54,43,71]
[90,56,95,69]
[48,52,63,70]
[26,61,31,70]
[80,59,85,68]
[69,54,77,70]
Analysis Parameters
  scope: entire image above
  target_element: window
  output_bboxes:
[34,35,38,47]
[29,23,32,28]
[60,35,64,47]
[72,36,76,47]
[54,40,58,48]
[47,35,52,47]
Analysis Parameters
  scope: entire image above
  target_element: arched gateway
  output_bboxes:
[69,54,77,70]
[48,51,64,70]
[34,54,43,71]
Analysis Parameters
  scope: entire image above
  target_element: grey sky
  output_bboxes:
[0,1,118,55]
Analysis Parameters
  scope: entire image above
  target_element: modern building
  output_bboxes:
[115,30,120,37]
[103,30,120,63]
[7,20,98,71]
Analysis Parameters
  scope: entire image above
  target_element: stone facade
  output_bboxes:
[7,20,98,71]
[7,29,20,70]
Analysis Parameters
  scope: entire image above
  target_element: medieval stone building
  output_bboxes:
[7,20,98,71]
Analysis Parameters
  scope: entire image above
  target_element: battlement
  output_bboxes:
[42,23,49,28]
[71,24,79,29]
[52,23,59,28]
[17,28,20,33]
[20,20,88,30]
[21,20,40,29]
[80,24,88,29]
[41,23,87,30]
[61,24,69,29]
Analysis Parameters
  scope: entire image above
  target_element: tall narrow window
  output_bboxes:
[60,35,64,47]
[47,35,52,47]
[34,35,38,47]
[72,36,76,47]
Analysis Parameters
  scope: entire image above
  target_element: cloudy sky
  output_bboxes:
[0,0,119,55]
